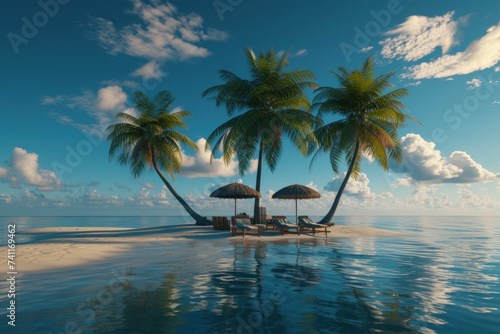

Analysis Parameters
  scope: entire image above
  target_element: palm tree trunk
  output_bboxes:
[319,142,360,225]
[151,151,211,226]
[253,139,265,224]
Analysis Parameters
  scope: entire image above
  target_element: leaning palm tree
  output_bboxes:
[311,56,420,224]
[203,48,321,224]
[106,90,211,225]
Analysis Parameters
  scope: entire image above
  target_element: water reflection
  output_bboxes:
[89,273,188,333]
[3,217,498,334]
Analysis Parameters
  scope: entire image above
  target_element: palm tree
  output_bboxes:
[311,56,420,224]
[203,48,321,224]
[106,90,211,225]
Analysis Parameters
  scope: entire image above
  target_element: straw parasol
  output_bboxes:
[210,182,261,217]
[272,184,321,224]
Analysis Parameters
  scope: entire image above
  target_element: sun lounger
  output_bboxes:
[232,218,261,237]
[270,218,300,236]
[299,216,334,227]
[264,215,287,230]
[298,216,330,235]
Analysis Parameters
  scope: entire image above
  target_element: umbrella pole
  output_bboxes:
[234,199,237,217]
[295,197,298,225]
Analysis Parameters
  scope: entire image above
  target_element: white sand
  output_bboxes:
[0,224,405,274]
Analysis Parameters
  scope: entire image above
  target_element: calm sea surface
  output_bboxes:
[0,216,499,333]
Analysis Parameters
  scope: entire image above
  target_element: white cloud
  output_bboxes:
[0,148,62,191]
[138,181,156,189]
[78,190,123,207]
[393,178,412,188]
[179,138,258,178]
[458,188,499,209]
[131,187,173,207]
[294,49,308,57]
[0,194,12,203]
[493,101,500,104]
[360,46,373,52]
[324,172,372,197]
[41,95,64,105]
[380,12,459,61]
[408,186,453,209]
[277,49,308,58]
[406,81,421,87]
[404,20,500,79]
[170,106,183,114]
[131,60,165,80]
[45,86,130,137]
[306,181,318,191]
[390,133,499,184]
[90,0,228,79]
[495,67,500,72]
[96,86,127,110]
[466,78,482,90]
[362,152,375,163]
[123,107,139,118]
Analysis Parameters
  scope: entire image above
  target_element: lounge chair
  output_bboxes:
[232,218,261,237]
[299,216,334,227]
[271,218,301,236]
[263,215,285,230]
[298,216,330,235]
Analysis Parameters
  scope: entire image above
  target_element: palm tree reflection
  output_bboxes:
[90,273,189,333]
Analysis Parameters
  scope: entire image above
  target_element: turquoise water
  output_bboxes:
[0,216,499,333]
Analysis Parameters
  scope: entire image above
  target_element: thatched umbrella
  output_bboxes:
[210,182,261,217]
[272,184,321,224]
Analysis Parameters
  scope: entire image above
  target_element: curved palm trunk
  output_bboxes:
[319,142,360,225]
[253,139,265,224]
[151,153,211,226]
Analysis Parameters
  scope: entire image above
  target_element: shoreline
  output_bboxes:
[1,224,406,274]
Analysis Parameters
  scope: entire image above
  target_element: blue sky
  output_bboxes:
[1,0,500,216]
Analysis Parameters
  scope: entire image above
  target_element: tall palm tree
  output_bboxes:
[106,90,211,225]
[311,56,420,224]
[203,48,321,224]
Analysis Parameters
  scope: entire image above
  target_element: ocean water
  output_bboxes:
[0,216,499,333]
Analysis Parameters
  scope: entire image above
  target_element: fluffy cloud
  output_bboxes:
[129,187,172,207]
[294,49,308,57]
[131,60,165,79]
[324,172,372,197]
[45,85,130,137]
[407,187,453,209]
[0,194,12,203]
[390,133,498,184]
[277,49,309,58]
[90,0,228,79]
[457,188,499,209]
[403,20,500,79]
[380,12,459,61]
[95,86,127,110]
[305,181,318,191]
[466,78,482,90]
[78,190,122,207]
[179,138,258,178]
[137,181,156,189]
[0,148,62,191]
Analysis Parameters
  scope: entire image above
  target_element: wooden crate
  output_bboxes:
[212,216,230,230]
